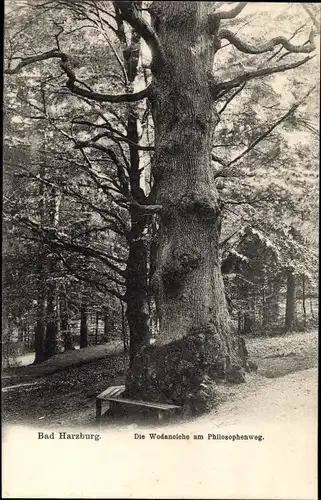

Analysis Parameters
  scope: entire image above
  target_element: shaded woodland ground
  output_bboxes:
[2,329,318,427]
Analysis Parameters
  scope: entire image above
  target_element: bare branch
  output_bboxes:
[301,4,320,31]
[4,49,62,74]
[74,129,154,151]
[217,56,314,92]
[266,23,308,62]
[5,48,152,103]
[218,83,247,115]
[11,212,127,278]
[227,85,317,167]
[213,3,248,20]
[57,251,125,301]
[218,28,316,54]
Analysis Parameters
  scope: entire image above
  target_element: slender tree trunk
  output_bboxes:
[242,288,256,335]
[103,312,109,342]
[262,285,266,328]
[108,20,151,364]
[302,274,307,328]
[18,323,24,343]
[263,282,280,327]
[4,317,12,369]
[95,311,99,345]
[60,294,74,351]
[44,185,61,358]
[27,324,30,348]
[23,324,28,344]
[80,302,88,349]
[34,289,46,363]
[45,285,57,358]
[125,110,150,365]
[34,169,47,364]
[126,2,248,414]
[309,291,315,319]
[285,269,297,332]
[126,214,150,363]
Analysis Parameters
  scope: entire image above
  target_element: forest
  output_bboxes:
[2,1,319,422]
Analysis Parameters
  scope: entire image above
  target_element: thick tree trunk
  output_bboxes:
[80,302,88,349]
[285,269,297,332]
[126,2,248,414]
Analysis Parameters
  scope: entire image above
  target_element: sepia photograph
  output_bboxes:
[2,1,319,498]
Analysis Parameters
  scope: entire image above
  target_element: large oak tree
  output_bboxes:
[4,1,318,413]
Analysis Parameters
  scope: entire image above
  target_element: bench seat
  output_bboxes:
[96,385,181,423]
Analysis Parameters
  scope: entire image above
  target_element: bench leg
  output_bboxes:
[96,399,102,422]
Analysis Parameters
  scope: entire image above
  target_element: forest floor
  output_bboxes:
[2,329,318,427]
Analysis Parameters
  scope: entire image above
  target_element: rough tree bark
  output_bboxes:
[126,2,248,414]
[126,110,150,365]
[285,269,297,332]
[121,22,151,364]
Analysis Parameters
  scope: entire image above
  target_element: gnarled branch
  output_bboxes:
[5,49,151,103]
[218,28,316,54]
[4,49,62,74]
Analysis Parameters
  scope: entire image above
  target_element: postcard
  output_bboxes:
[2,2,319,498]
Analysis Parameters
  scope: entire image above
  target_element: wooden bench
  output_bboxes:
[96,385,125,422]
[96,385,181,424]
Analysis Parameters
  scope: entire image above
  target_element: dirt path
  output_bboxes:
[2,330,318,428]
